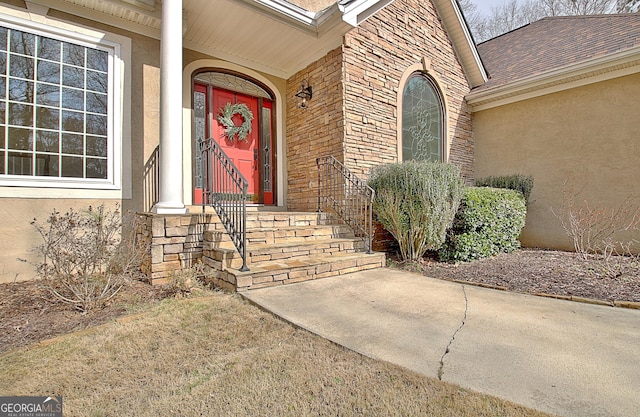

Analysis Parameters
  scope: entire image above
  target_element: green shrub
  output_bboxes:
[439,187,526,262]
[475,174,534,205]
[368,161,465,261]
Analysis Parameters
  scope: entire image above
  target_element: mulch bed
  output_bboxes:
[0,279,171,355]
[394,248,640,303]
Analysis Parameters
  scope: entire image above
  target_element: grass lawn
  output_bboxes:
[0,291,554,416]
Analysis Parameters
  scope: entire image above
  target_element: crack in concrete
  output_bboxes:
[438,284,468,381]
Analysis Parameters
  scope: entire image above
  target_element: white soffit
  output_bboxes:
[30,0,391,78]
[466,46,640,111]
[26,0,162,37]
[182,0,351,78]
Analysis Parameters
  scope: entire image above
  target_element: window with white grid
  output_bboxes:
[0,20,119,189]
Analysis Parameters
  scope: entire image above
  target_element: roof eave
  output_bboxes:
[234,0,319,35]
[233,0,394,36]
[433,0,488,88]
[338,0,395,26]
[467,46,640,111]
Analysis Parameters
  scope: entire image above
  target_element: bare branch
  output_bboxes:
[462,0,624,42]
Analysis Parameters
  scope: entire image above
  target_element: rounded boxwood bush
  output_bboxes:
[475,174,534,205]
[439,187,526,262]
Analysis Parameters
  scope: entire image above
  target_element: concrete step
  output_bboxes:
[204,251,386,291]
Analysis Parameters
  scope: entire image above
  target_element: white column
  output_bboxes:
[154,0,187,214]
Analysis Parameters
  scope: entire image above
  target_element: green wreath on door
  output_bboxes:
[217,103,254,142]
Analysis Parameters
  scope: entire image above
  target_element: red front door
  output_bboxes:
[211,88,260,200]
[194,83,274,205]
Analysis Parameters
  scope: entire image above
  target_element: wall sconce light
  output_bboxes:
[295,79,313,109]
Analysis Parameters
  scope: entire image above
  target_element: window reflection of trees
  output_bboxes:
[402,74,444,163]
[0,26,109,179]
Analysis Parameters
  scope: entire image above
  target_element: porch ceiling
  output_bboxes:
[35,0,370,78]
[181,0,352,78]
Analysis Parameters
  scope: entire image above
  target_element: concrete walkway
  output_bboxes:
[243,268,640,417]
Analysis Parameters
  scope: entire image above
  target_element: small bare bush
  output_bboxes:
[166,261,211,297]
[30,204,147,312]
[553,186,640,277]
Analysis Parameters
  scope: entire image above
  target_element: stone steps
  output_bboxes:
[246,224,355,244]
[205,224,356,249]
[208,251,386,292]
[200,211,385,291]
[204,236,366,270]
[244,211,339,227]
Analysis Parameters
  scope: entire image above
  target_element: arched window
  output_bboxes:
[401,72,444,162]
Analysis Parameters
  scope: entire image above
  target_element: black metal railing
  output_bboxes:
[199,138,249,271]
[316,155,374,253]
[143,145,159,212]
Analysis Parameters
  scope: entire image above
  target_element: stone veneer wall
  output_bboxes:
[137,213,217,284]
[285,0,474,212]
[342,0,474,180]
[286,48,345,211]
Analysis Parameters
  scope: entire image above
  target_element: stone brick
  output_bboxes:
[153,236,192,245]
[295,229,314,237]
[330,259,358,271]
[271,273,288,282]
[166,226,189,237]
[282,275,314,284]
[288,269,310,279]
[165,217,183,227]
[151,260,181,272]
[151,217,165,237]
[151,245,164,264]
[184,242,202,250]
[181,216,199,226]
[163,243,184,254]
[314,271,337,279]
[249,254,271,263]
[218,280,238,292]
[252,274,274,284]
[273,230,289,239]
[339,266,365,275]
[151,271,172,280]
[249,281,282,290]
[235,275,253,288]
[357,255,385,266]
[202,257,220,269]
[270,252,302,260]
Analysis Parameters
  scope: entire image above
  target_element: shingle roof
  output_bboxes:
[476,14,640,90]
